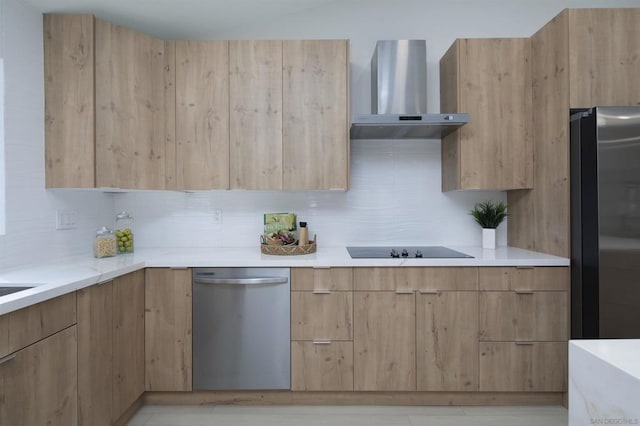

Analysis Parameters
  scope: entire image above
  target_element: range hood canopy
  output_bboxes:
[350,40,468,140]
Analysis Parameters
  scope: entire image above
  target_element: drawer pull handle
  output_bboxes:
[313,340,332,345]
[312,290,331,294]
[395,290,414,294]
[419,289,440,294]
[515,290,534,295]
[170,267,189,270]
[0,354,16,366]
[515,266,535,270]
[515,341,535,345]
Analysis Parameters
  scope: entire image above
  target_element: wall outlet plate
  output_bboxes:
[212,209,222,224]
[56,210,78,230]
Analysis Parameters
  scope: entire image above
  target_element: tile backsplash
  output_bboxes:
[114,140,507,248]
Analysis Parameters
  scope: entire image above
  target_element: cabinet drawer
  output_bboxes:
[479,342,567,391]
[420,267,478,291]
[479,267,569,291]
[0,326,78,425]
[479,291,568,341]
[291,268,353,291]
[291,291,352,341]
[354,267,422,291]
[291,341,353,391]
[0,292,76,357]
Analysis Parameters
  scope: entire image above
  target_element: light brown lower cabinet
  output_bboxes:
[291,341,353,391]
[416,291,478,391]
[77,270,145,426]
[145,268,193,391]
[479,342,567,391]
[291,291,352,341]
[354,291,416,391]
[0,326,78,426]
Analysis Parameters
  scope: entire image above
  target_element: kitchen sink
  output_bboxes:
[0,286,35,297]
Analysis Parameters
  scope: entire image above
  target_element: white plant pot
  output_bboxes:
[482,228,496,249]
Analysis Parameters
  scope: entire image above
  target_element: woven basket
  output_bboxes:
[260,235,317,256]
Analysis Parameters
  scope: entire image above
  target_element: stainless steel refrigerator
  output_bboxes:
[571,106,640,338]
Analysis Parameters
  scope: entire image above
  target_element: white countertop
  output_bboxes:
[569,339,640,425]
[0,245,569,316]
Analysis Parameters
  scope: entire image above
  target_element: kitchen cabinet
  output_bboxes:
[0,292,76,358]
[145,268,193,391]
[291,341,353,391]
[508,8,640,257]
[417,291,478,391]
[44,14,172,189]
[229,40,283,190]
[44,14,95,188]
[77,270,145,425]
[354,291,416,391]
[291,267,353,391]
[479,342,567,391]
[112,270,145,421]
[44,14,171,190]
[0,294,78,426]
[0,326,78,426]
[440,38,533,191]
[175,41,230,190]
[95,19,168,189]
[477,266,569,392]
[283,40,349,190]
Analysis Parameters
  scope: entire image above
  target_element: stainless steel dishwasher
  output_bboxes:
[192,267,290,390]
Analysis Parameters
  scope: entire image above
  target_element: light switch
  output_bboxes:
[56,210,78,230]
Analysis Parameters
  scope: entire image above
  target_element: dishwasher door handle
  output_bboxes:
[194,276,289,285]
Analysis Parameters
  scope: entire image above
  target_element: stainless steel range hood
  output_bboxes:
[350,40,468,140]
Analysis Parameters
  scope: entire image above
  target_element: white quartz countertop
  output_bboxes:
[569,339,640,425]
[0,245,569,315]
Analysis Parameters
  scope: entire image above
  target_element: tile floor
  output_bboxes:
[127,405,568,426]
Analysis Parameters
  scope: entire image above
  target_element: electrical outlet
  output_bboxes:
[212,209,222,224]
[56,210,78,230]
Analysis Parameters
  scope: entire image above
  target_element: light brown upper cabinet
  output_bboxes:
[95,20,168,189]
[283,40,350,190]
[175,41,230,190]
[508,8,640,257]
[440,38,533,191]
[230,40,283,190]
[44,14,95,188]
[44,14,171,189]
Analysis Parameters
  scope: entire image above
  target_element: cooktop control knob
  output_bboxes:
[390,249,400,258]
[401,249,409,257]
[415,250,423,258]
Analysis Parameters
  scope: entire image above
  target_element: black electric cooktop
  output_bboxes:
[346,246,473,259]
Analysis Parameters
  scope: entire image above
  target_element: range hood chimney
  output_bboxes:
[350,40,468,140]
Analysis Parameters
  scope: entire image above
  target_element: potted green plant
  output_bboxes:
[470,201,508,249]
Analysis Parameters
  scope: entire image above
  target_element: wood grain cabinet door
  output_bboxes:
[354,292,415,391]
[479,342,567,391]
[145,268,193,391]
[230,40,283,189]
[291,291,352,341]
[95,19,167,189]
[416,291,478,391]
[77,281,113,426]
[175,41,230,190]
[283,40,349,190]
[440,38,533,191]
[112,270,145,421]
[479,291,568,342]
[291,341,353,391]
[0,326,78,426]
[291,268,353,291]
[44,14,95,188]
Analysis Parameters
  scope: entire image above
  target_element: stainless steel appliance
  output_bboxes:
[347,246,473,259]
[192,268,290,390]
[570,106,640,338]
[350,40,468,139]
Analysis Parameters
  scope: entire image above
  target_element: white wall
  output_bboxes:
[0,0,113,269]
[2,0,640,266]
